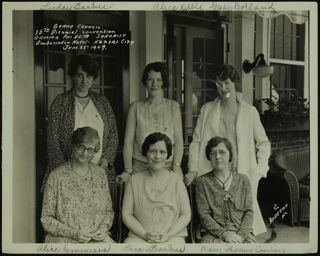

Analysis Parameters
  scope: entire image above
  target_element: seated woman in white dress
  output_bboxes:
[122,132,191,243]
[41,127,115,243]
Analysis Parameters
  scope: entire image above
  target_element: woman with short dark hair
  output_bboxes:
[41,127,115,243]
[42,54,119,190]
[195,136,256,243]
[120,62,184,182]
[122,132,191,243]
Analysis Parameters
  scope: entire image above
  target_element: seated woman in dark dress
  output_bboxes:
[195,136,256,243]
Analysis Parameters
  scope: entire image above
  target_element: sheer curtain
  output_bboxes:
[256,11,308,24]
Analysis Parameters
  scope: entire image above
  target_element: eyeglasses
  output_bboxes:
[76,144,96,155]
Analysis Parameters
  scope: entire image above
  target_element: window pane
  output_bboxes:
[270,64,304,99]
[47,53,65,84]
[193,64,204,80]
[103,57,117,85]
[193,38,203,62]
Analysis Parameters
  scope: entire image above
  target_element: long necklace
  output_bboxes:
[213,170,232,190]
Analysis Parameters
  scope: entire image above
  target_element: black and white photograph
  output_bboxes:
[2,1,318,254]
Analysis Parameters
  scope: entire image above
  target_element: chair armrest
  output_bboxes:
[187,184,197,243]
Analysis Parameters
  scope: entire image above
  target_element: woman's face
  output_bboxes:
[146,140,168,171]
[209,142,230,172]
[216,78,236,100]
[72,65,94,94]
[72,139,98,164]
[146,71,164,98]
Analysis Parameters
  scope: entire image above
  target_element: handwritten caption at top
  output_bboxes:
[34,23,134,51]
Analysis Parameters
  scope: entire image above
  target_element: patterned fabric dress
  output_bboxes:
[195,172,256,243]
[43,89,119,191]
[41,162,114,243]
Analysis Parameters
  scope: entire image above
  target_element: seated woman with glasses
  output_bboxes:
[122,132,191,243]
[41,127,115,243]
[195,136,256,243]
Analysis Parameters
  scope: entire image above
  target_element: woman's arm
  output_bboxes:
[252,107,271,178]
[122,178,147,240]
[195,178,227,239]
[41,172,79,240]
[123,102,137,171]
[47,96,65,171]
[166,180,191,239]
[185,105,206,185]
[96,174,115,232]
[172,103,184,175]
[102,98,119,166]
[237,176,254,239]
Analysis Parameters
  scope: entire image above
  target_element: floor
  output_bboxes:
[256,218,309,243]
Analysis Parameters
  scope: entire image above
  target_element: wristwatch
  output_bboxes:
[124,168,133,175]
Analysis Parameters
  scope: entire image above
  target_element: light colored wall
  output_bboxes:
[12,11,36,243]
[129,11,164,104]
[229,12,255,104]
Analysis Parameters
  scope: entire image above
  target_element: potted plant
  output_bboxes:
[254,95,309,130]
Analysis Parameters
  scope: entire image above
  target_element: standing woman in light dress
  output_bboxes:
[42,54,119,190]
[122,132,191,243]
[186,64,271,235]
[120,62,184,182]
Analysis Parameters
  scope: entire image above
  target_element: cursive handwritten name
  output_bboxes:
[269,203,288,224]
[201,245,222,253]
[40,2,114,10]
[37,243,60,253]
[63,244,111,253]
[255,245,285,253]
[209,2,275,11]
[225,245,254,253]
[153,2,203,11]
[37,243,112,253]
[123,244,185,253]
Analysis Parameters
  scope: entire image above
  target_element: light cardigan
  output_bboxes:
[188,94,271,235]
[43,89,119,189]
[188,94,270,178]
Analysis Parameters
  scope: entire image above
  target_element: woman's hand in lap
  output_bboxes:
[92,229,107,242]
[144,232,159,243]
[156,232,169,243]
[77,230,93,243]
[223,231,244,243]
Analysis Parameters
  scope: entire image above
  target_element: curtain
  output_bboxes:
[256,11,308,24]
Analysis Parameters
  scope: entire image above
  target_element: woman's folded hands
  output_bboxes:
[144,231,169,243]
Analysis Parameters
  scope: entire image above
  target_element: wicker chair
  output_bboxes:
[270,146,310,225]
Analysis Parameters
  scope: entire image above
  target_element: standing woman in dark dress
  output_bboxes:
[42,54,119,190]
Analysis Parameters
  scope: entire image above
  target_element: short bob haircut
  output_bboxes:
[141,62,170,89]
[141,132,172,159]
[65,127,100,159]
[214,64,242,92]
[68,54,100,79]
[205,136,233,162]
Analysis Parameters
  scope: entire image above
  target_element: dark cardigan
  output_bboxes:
[42,89,119,189]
